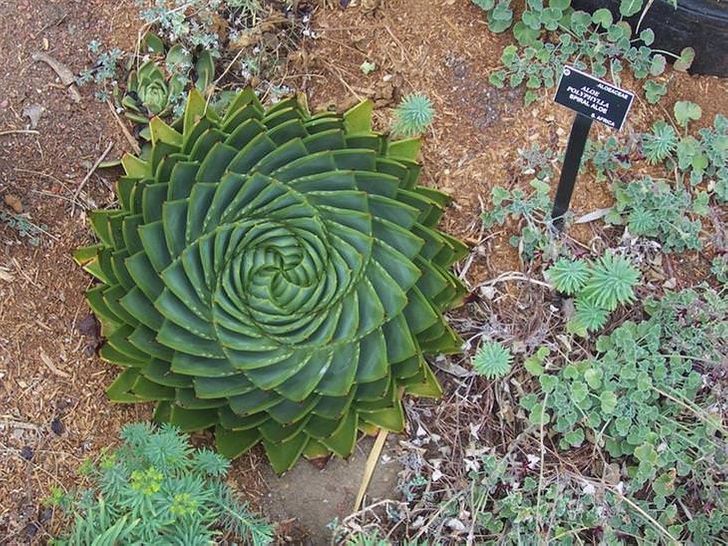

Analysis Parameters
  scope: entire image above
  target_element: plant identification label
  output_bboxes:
[554,66,634,130]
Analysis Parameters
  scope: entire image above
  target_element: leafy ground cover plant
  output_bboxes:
[78,0,311,135]
[0,210,49,246]
[473,0,694,105]
[481,178,554,261]
[642,110,728,202]
[546,252,640,335]
[583,134,632,181]
[74,88,467,473]
[518,285,728,543]
[47,422,274,545]
[76,41,125,102]
[334,285,727,544]
[712,255,728,283]
[605,176,706,252]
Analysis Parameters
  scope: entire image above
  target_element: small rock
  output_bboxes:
[20,446,34,460]
[3,194,23,214]
[78,314,100,339]
[361,0,380,12]
[22,522,40,539]
[22,104,44,129]
[50,417,64,435]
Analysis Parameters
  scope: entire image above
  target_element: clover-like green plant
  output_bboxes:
[472,341,513,379]
[74,89,467,473]
[485,1,694,106]
[471,0,513,33]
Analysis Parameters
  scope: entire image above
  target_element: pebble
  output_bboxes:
[50,417,64,435]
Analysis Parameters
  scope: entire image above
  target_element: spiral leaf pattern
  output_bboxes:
[75,89,467,473]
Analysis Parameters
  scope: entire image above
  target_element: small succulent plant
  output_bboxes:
[121,33,215,139]
[472,341,513,379]
[545,257,591,295]
[546,253,640,336]
[391,93,435,138]
[75,88,467,473]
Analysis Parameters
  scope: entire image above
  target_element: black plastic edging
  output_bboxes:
[571,0,728,77]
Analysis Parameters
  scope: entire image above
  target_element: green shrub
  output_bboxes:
[75,89,467,473]
[48,423,273,545]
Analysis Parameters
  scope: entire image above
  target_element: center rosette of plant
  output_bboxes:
[75,88,467,473]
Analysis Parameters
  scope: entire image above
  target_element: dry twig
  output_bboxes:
[71,142,114,215]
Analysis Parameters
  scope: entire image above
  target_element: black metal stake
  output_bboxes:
[551,113,593,231]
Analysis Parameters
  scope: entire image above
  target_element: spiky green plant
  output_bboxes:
[472,341,512,379]
[642,121,677,164]
[570,295,610,333]
[580,252,640,311]
[74,89,467,473]
[391,93,435,138]
[545,257,591,295]
[48,423,273,545]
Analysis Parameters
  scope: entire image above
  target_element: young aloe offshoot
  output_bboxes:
[391,93,435,138]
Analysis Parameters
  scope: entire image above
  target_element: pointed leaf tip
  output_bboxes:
[120,153,150,178]
[387,138,422,161]
[344,99,374,133]
[150,117,183,148]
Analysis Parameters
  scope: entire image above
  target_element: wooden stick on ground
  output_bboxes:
[353,427,388,513]
[106,100,141,155]
[71,142,114,215]
[0,129,39,137]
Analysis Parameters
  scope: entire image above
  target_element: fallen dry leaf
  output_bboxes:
[40,349,70,378]
[0,267,14,282]
[3,194,23,214]
[22,104,44,129]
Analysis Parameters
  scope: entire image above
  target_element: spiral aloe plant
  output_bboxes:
[75,88,467,473]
